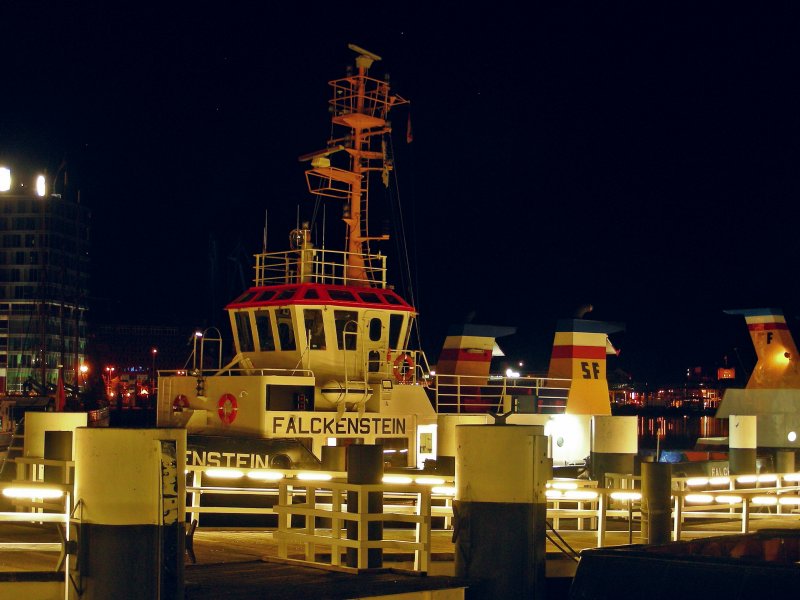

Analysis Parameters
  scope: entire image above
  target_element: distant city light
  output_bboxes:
[0,167,10,191]
[35,174,46,197]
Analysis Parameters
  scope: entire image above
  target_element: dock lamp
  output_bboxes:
[2,484,65,500]
[0,167,10,191]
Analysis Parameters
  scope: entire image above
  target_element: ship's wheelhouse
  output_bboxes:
[226,283,417,384]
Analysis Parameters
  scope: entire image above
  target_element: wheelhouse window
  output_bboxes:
[329,290,356,301]
[235,311,255,352]
[334,310,358,350]
[368,317,382,342]
[254,290,276,302]
[234,290,258,303]
[255,309,275,351]
[276,289,297,300]
[275,308,296,351]
[358,292,382,304]
[389,314,404,349]
[304,309,326,350]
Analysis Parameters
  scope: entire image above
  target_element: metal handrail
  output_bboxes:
[254,249,388,288]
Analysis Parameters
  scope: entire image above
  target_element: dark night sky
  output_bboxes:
[2,4,799,384]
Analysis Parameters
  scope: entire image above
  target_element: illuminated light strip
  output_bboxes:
[736,475,758,484]
[782,473,800,482]
[205,469,244,479]
[715,495,742,504]
[297,472,333,481]
[709,477,731,485]
[3,487,64,499]
[550,346,607,359]
[383,475,413,484]
[752,496,778,506]
[545,490,563,499]
[415,477,445,485]
[686,478,709,487]
[564,490,598,500]
[610,492,641,501]
[757,474,778,483]
[685,494,714,504]
[431,486,455,496]
[778,497,800,506]
[551,481,579,490]
[246,471,285,481]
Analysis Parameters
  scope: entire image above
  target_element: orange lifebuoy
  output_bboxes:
[392,353,415,384]
[217,393,238,425]
[172,394,189,411]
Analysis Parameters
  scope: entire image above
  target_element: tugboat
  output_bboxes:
[156,44,436,470]
[155,45,623,473]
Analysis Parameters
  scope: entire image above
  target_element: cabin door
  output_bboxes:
[363,311,388,380]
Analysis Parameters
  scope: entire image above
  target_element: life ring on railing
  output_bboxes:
[172,394,190,411]
[393,353,415,384]
[217,393,238,424]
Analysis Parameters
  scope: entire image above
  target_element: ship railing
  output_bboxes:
[376,348,431,387]
[160,367,315,378]
[254,248,388,288]
[430,373,571,414]
[0,458,75,574]
[328,72,404,121]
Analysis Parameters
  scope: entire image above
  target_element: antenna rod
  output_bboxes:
[262,210,268,253]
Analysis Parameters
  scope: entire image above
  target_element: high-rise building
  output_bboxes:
[0,165,90,395]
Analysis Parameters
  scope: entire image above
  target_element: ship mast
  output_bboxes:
[301,44,408,286]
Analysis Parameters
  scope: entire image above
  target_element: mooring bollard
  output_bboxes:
[346,444,383,568]
[729,415,757,475]
[454,423,550,600]
[641,461,672,544]
[73,428,186,599]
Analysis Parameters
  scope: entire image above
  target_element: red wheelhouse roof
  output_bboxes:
[226,283,416,313]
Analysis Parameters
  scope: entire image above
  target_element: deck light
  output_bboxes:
[782,473,800,482]
[752,496,778,506]
[686,477,709,487]
[708,477,730,486]
[685,494,714,504]
[0,167,10,191]
[3,486,64,499]
[610,491,641,501]
[736,475,758,484]
[757,474,777,483]
[382,475,412,484]
[297,472,332,481]
[414,477,445,485]
[564,490,598,500]
[778,496,800,506]
[714,495,742,504]
[788,431,797,442]
[545,490,563,499]
[247,471,285,481]
[551,481,579,490]
[205,469,244,479]
[431,486,456,496]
